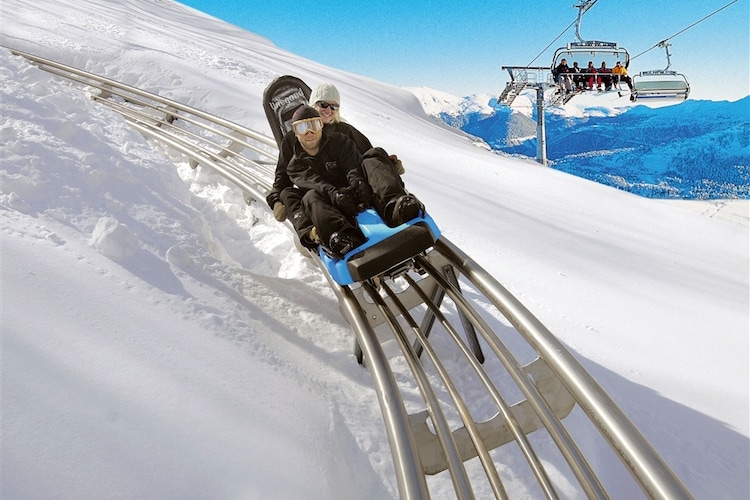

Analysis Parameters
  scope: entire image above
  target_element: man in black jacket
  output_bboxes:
[265,84,370,253]
[285,105,369,257]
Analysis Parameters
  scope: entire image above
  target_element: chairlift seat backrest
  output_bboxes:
[552,43,630,71]
[632,71,690,99]
[633,71,690,99]
[634,80,689,91]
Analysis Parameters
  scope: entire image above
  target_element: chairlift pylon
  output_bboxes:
[630,41,690,101]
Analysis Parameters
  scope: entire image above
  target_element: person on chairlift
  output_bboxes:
[553,58,574,94]
[612,61,634,91]
[597,61,613,91]
[584,61,598,90]
[571,62,584,90]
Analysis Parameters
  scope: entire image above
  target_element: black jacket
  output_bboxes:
[287,132,367,205]
[266,122,372,207]
[330,121,373,155]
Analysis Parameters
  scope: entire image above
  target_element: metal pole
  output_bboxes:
[535,87,547,166]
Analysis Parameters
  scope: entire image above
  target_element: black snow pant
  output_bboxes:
[279,186,316,248]
[301,189,361,248]
[361,147,407,217]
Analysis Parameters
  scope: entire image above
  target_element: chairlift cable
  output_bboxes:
[525,21,577,68]
[630,0,740,60]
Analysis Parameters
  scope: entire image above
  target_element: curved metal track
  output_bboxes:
[5,47,693,499]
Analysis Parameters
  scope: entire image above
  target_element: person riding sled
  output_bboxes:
[284,105,371,257]
[267,82,408,227]
[269,83,426,254]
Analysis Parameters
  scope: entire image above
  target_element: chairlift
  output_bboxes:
[551,41,630,76]
[630,41,690,101]
[550,1,630,89]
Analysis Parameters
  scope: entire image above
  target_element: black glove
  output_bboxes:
[350,179,373,207]
[334,189,358,217]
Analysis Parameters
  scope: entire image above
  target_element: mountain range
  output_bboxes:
[410,88,749,199]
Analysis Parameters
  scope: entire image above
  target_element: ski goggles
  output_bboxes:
[315,101,339,111]
[292,117,324,135]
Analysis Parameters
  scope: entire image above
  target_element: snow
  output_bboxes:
[1,0,748,498]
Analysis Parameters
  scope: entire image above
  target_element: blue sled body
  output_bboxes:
[319,208,441,285]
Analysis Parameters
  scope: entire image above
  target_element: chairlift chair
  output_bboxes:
[551,40,630,94]
[631,41,690,101]
[551,0,631,94]
[551,41,631,77]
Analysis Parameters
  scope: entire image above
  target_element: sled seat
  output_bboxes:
[321,209,441,285]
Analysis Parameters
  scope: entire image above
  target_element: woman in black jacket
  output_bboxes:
[306,83,421,228]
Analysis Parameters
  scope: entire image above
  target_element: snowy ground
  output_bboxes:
[668,199,749,227]
[1,1,748,498]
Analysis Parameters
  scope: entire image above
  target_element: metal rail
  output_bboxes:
[5,46,693,499]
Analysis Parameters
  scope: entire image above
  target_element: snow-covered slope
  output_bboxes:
[1,0,748,498]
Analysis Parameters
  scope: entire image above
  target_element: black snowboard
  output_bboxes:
[262,75,311,148]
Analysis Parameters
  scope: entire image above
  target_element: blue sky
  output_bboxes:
[178,0,749,101]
